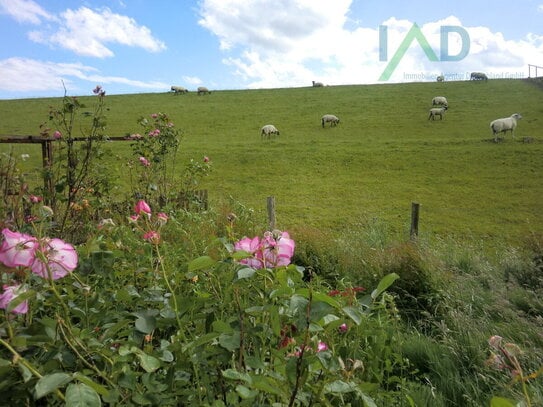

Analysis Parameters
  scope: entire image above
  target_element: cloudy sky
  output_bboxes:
[0,0,542,99]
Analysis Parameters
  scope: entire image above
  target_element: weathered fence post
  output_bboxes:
[41,139,54,205]
[410,202,420,240]
[267,196,276,230]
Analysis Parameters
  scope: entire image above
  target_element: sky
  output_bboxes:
[0,0,542,99]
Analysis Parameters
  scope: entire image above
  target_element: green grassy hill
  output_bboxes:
[1,79,542,245]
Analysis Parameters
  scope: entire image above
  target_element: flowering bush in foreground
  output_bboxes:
[0,199,408,405]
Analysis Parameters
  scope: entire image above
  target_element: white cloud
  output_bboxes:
[43,7,166,58]
[2,3,166,58]
[0,0,56,24]
[199,1,543,87]
[182,76,203,86]
[0,57,168,93]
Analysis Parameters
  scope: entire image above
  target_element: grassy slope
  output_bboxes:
[1,79,542,245]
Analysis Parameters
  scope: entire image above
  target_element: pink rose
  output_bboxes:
[234,236,263,269]
[31,238,78,280]
[262,231,295,268]
[139,156,151,167]
[143,230,160,244]
[0,284,29,314]
[317,341,328,352]
[0,228,37,268]
[53,130,62,139]
[134,200,151,216]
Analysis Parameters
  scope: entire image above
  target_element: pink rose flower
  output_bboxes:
[0,228,37,268]
[338,323,348,333]
[157,212,169,224]
[234,236,263,269]
[0,284,29,314]
[31,238,78,280]
[262,231,295,268]
[134,200,151,216]
[317,341,329,352]
[143,230,160,244]
[139,156,151,167]
[53,130,62,139]
[29,195,43,203]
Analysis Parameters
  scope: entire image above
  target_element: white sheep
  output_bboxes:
[490,113,522,142]
[470,72,488,81]
[436,75,444,82]
[321,114,340,128]
[428,106,447,121]
[312,81,324,87]
[261,124,280,139]
[197,86,211,95]
[171,86,188,94]
[432,96,448,107]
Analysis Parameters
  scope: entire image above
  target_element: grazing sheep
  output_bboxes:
[197,86,211,95]
[321,114,340,128]
[470,72,488,81]
[490,113,522,142]
[171,86,188,94]
[312,81,324,87]
[436,75,444,82]
[261,124,280,139]
[428,106,447,121]
[432,96,448,107]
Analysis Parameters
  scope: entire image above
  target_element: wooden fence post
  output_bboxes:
[410,202,420,240]
[267,196,276,230]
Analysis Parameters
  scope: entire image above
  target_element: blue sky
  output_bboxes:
[0,0,542,99]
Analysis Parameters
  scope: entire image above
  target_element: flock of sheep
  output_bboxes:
[173,77,522,143]
[171,86,211,95]
[260,113,340,139]
[429,73,522,142]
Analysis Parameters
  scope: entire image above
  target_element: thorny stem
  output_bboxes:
[56,316,117,388]
[234,288,245,370]
[154,244,185,340]
[0,338,65,401]
[288,288,312,407]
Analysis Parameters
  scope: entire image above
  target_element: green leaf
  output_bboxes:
[222,369,252,384]
[237,267,256,279]
[371,273,399,300]
[133,310,158,334]
[219,331,241,351]
[34,372,73,399]
[295,289,341,308]
[324,380,355,394]
[489,397,517,407]
[188,255,217,272]
[137,352,161,373]
[65,383,102,407]
[235,385,258,399]
[343,306,364,325]
[73,372,110,397]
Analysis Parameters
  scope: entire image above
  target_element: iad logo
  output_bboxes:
[379,23,470,81]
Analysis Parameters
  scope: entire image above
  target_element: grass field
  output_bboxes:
[1,79,542,246]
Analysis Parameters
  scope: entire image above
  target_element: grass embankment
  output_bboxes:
[0,79,542,246]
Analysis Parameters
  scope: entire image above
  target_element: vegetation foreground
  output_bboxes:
[0,81,542,406]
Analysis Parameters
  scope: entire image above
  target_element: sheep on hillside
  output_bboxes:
[470,72,488,81]
[428,106,447,121]
[436,75,444,82]
[312,81,324,87]
[197,86,211,95]
[490,113,522,142]
[432,96,448,107]
[321,114,340,128]
[261,124,280,139]
[171,86,188,94]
